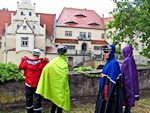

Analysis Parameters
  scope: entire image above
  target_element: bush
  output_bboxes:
[0,62,24,83]
[74,66,100,77]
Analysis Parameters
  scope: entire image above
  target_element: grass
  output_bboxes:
[0,98,150,113]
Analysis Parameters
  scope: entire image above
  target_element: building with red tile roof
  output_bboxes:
[55,7,110,57]
[0,11,55,39]
[0,0,56,64]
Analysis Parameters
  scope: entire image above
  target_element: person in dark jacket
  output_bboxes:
[19,49,49,113]
[121,45,139,113]
[95,44,122,113]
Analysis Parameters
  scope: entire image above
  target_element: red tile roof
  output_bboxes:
[46,47,57,54]
[0,11,55,39]
[0,11,15,37]
[91,40,108,44]
[55,39,78,44]
[57,7,105,29]
[103,17,114,24]
[38,13,55,39]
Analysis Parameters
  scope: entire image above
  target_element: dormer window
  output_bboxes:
[88,23,99,26]
[75,14,86,17]
[29,12,32,16]
[21,12,24,15]
[65,21,77,25]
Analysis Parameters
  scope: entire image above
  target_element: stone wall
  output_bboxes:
[0,67,150,108]
[138,67,150,90]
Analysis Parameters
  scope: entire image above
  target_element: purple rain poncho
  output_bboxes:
[121,45,139,107]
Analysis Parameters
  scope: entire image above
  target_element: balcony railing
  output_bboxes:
[77,36,91,41]
[67,50,91,55]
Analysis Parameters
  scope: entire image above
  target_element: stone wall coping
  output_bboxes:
[137,66,150,70]
[69,69,102,76]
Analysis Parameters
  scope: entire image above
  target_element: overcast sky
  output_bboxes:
[0,0,117,18]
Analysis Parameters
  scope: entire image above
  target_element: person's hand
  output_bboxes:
[21,56,28,62]
[44,57,49,61]
[24,56,28,60]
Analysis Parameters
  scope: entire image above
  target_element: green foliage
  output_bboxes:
[105,0,150,59]
[74,66,100,77]
[147,61,150,66]
[0,62,24,83]
[115,46,122,54]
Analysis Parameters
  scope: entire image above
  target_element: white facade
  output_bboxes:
[1,0,47,64]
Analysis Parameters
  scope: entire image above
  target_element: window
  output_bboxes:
[94,46,101,50]
[135,45,138,51]
[101,33,105,39]
[88,23,99,26]
[3,29,5,34]
[29,12,32,16]
[17,25,20,29]
[65,45,75,50]
[65,31,72,36]
[75,14,86,17]
[21,12,24,15]
[80,32,86,38]
[21,37,28,47]
[33,25,35,29]
[88,32,91,38]
[65,21,77,24]
[141,44,144,50]
[23,26,27,30]
[0,42,1,48]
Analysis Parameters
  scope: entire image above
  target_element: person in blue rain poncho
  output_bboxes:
[95,44,122,113]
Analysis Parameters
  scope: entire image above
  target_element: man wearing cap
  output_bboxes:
[95,44,122,113]
[36,45,70,113]
[19,49,49,113]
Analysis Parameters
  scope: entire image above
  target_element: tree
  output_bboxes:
[105,0,150,58]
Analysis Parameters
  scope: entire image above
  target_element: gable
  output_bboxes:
[0,11,55,38]
[16,20,33,34]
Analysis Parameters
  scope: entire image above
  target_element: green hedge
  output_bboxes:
[0,62,24,83]
[74,66,100,77]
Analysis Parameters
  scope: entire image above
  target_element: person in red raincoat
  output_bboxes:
[19,49,49,113]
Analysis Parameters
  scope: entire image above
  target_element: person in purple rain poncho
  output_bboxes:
[121,45,139,113]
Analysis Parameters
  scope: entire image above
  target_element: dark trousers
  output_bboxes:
[124,106,131,113]
[25,85,42,113]
[51,102,63,113]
